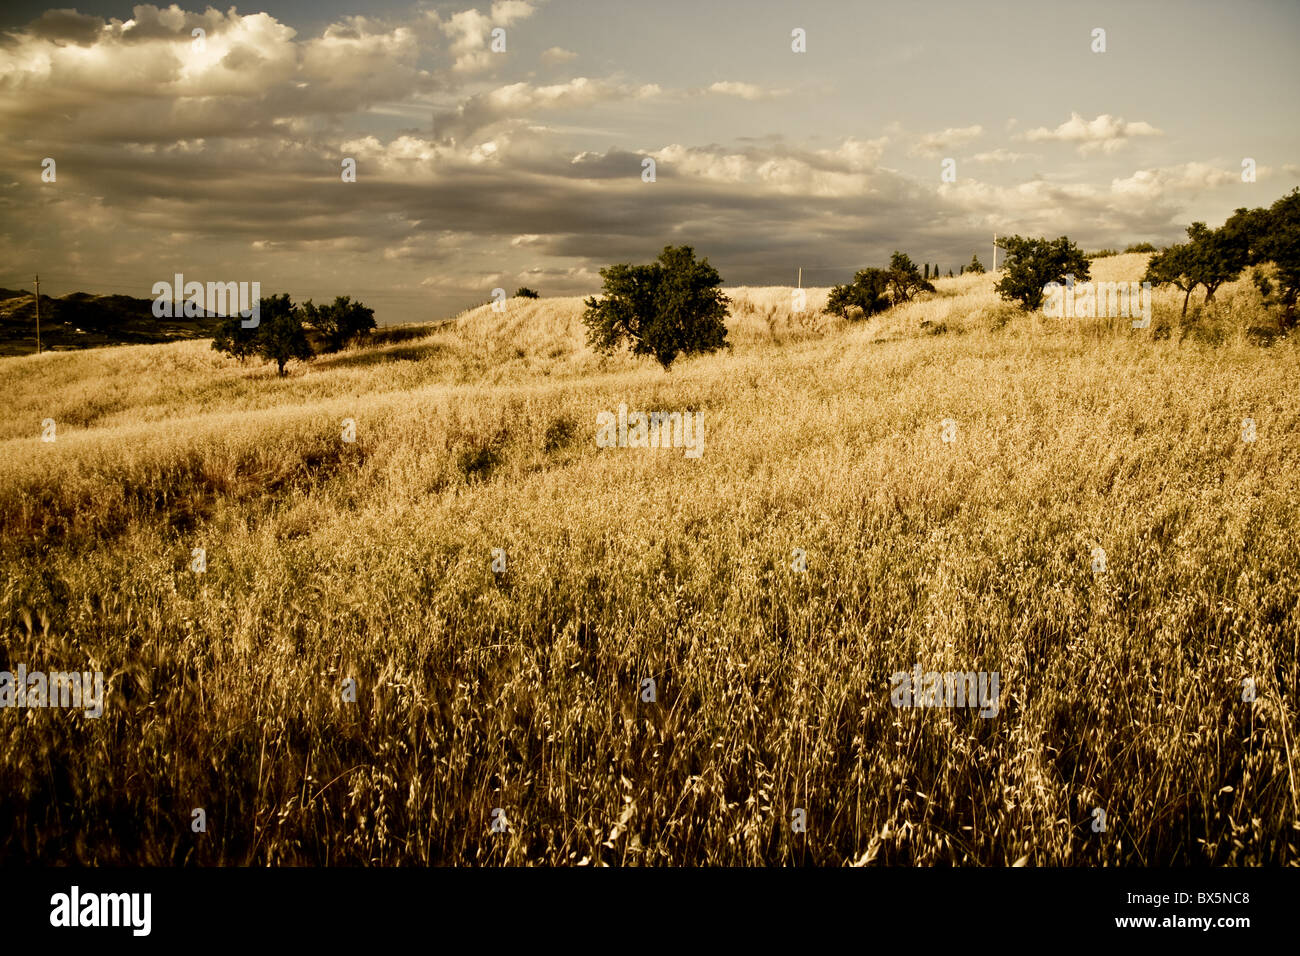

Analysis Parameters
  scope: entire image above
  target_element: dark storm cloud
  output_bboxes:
[20,8,103,44]
[2,0,1292,322]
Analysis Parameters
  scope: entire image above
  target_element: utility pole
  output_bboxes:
[34,274,40,355]
[797,267,802,289]
[992,234,997,273]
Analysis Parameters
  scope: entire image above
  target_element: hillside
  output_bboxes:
[1,257,1297,865]
[0,288,219,356]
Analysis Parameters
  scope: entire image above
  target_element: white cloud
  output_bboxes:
[969,148,1031,164]
[1024,112,1162,155]
[648,138,889,197]
[437,77,662,139]
[540,46,577,64]
[910,125,983,157]
[435,0,537,73]
[1110,162,1241,199]
[705,81,786,101]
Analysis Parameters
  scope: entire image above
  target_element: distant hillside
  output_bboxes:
[0,289,220,356]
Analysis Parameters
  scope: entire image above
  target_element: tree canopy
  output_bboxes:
[583,245,729,370]
[994,235,1091,310]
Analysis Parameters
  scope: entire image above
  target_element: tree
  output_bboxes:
[1143,242,1200,317]
[211,313,258,361]
[1144,216,1260,317]
[212,293,313,374]
[1185,221,1253,306]
[514,287,540,298]
[923,263,930,281]
[301,295,376,353]
[583,245,729,370]
[255,294,313,376]
[1252,188,1300,328]
[1125,242,1157,253]
[885,252,935,304]
[994,235,1090,310]
[966,253,986,275]
[825,268,891,319]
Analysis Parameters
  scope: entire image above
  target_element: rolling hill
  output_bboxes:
[0,288,220,356]
[1,256,1296,865]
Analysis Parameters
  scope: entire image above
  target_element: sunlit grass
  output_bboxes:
[1,263,1297,864]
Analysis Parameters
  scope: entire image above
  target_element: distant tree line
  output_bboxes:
[989,189,1299,324]
[409,188,1300,379]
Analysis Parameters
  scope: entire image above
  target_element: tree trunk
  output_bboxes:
[1181,286,1192,317]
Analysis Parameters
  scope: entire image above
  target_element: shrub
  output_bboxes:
[542,415,578,453]
[456,429,508,482]
[825,268,891,320]
[885,252,935,304]
[514,287,540,299]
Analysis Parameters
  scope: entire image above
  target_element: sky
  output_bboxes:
[1,0,1298,324]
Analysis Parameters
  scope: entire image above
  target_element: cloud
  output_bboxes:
[1023,112,1162,155]
[0,6,439,142]
[636,138,891,197]
[540,46,576,64]
[0,4,1274,323]
[910,125,983,157]
[434,0,537,73]
[704,81,787,101]
[17,9,104,45]
[969,148,1032,164]
[433,77,662,140]
[1110,162,1243,199]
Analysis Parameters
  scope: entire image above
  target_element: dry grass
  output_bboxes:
[1,262,1297,864]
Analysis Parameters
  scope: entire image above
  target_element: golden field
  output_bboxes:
[1,253,1297,865]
